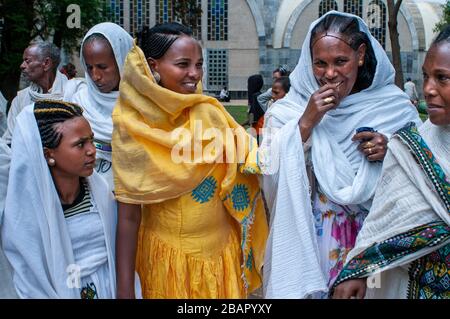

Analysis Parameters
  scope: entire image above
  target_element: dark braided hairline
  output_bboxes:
[34,100,84,149]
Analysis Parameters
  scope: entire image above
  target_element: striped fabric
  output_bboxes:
[63,179,92,218]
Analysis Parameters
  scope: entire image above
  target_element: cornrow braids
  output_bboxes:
[137,22,193,59]
[34,100,84,149]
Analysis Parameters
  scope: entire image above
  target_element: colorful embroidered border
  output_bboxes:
[407,244,450,299]
[332,221,450,289]
[396,123,450,213]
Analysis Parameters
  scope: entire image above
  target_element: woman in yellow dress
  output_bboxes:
[113,22,268,299]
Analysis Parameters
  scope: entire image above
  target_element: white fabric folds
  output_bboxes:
[71,23,133,189]
[260,11,421,298]
[346,121,450,298]
[1,105,117,298]
[0,138,16,298]
[2,71,85,145]
[72,22,133,146]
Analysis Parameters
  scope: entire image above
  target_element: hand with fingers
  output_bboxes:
[352,130,388,162]
[332,278,367,299]
[299,83,341,142]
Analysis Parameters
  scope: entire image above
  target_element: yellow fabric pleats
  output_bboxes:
[112,43,267,298]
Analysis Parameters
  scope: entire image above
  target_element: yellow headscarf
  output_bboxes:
[112,42,267,292]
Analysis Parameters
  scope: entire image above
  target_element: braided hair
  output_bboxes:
[432,24,450,46]
[34,100,84,149]
[310,14,377,92]
[136,22,193,59]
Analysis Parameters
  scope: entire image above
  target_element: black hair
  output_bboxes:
[432,24,450,46]
[34,100,84,149]
[406,77,412,82]
[137,22,193,59]
[310,14,377,92]
[273,76,291,93]
[273,66,290,76]
[247,74,264,105]
[61,63,77,79]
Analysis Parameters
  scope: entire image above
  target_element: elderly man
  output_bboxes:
[2,41,85,145]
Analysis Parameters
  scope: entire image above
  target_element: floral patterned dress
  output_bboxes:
[311,187,368,298]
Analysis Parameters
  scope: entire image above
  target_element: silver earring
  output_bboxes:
[152,71,161,84]
[48,158,56,166]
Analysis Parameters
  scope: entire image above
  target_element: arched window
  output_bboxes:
[155,0,175,24]
[319,0,338,17]
[109,0,124,28]
[207,0,228,41]
[366,0,387,48]
[130,0,151,37]
[344,0,363,17]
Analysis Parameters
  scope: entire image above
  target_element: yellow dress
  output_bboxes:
[136,167,246,298]
[112,43,268,299]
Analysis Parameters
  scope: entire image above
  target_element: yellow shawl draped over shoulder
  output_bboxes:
[112,43,267,293]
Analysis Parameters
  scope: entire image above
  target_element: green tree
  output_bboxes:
[0,0,109,101]
[32,0,110,53]
[434,0,450,32]
[173,0,202,33]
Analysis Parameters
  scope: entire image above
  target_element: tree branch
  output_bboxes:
[394,0,403,16]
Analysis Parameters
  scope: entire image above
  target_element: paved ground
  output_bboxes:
[221,99,247,106]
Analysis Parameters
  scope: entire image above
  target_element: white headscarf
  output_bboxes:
[261,11,421,299]
[1,105,117,298]
[73,22,133,147]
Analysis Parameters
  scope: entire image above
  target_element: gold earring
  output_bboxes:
[48,158,56,166]
[359,60,363,66]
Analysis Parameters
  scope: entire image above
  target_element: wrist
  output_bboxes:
[299,117,314,142]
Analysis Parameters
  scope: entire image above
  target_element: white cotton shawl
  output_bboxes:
[0,91,7,136]
[261,11,422,299]
[28,70,68,101]
[0,138,16,298]
[345,121,450,298]
[72,22,133,153]
[0,139,9,219]
[2,71,82,145]
[1,105,117,298]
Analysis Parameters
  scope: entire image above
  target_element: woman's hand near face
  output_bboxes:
[299,83,341,142]
[332,279,367,299]
[352,131,388,162]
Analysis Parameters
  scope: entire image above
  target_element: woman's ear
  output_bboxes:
[43,147,52,161]
[357,43,367,65]
[147,57,157,72]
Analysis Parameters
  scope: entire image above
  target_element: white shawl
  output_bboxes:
[2,71,80,145]
[345,120,450,298]
[261,11,421,299]
[0,138,16,298]
[1,105,117,298]
[0,91,7,136]
[72,22,133,151]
